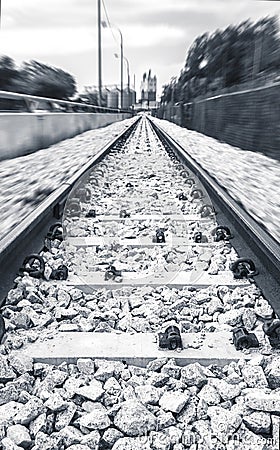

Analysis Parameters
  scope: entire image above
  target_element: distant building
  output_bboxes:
[121,88,137,109]
[107,88,120,109]
[82,85,136,109]
[140,70,157,104]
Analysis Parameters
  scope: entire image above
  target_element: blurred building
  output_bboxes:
[141,70,157,106]
[122,88,136,109]
[107,88,120,108]
[82,85,135,110]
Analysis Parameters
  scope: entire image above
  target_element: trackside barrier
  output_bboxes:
[0,91,134,160]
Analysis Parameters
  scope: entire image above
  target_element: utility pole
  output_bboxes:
[97,0,102,106]
[120,32,123,109]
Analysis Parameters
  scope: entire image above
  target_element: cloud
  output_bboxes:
[103,24,185,49]
[1,27,95,57]
[2,0,94,29]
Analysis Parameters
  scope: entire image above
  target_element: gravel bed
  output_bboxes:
[63,117,222,278]
[0,117,137,240]
[0,354,279,449]
[66,218,213,239]
[1,267,275,353]
[0,117,276,352]
[1,116,279,448]
[65,243,235,276]
[150,117,280,243]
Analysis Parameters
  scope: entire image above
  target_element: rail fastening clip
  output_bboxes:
[50,265,68,281]
[19,254,45,279]
[158,324,183,351]
[230,258,258,279]
[232,326,259,350]
[105,265,122,281]
[263,319,280,349]
[155,228,166,243]
[212,226,233,242]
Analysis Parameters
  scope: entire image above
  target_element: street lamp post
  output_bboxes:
[102,21,123,109]
[115,53,130,103]
[124,56,130,95]
[97,0,102,106]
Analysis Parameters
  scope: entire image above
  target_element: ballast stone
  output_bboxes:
[181,363,212,388]
[6,424,32,448]
[157,411,176,430]
[75,379,104,402]
[56,425,83,446]
[102,428,123,447]
[79,403,111,430]
[242,308,257,331]
[210,378,241,401]
[77,358,95,375]
[163,425,183,444]
[149,430,171,450]
[0,384,19,406]
[8,353,33,375]
[264,357,280,389]
[208,406,242,444]
[159,391,190,413]
[80,430,100,448]
[254,300,274,320]
[197,383,221,405]
[243,411,271,435]
[111,436,152,450]
[241,365,268,388]
[0,356,16,382]
[0,401,23,425]
[135,384,161,405]
[44,392,68,412]
[218,309,244,327]
[113,399,157,436]
[66,445,91,450]
[245,390,280,412]
[94,360,125,381]
[14,397,44,425]
[29,412,47,436]
[1,437,23,450]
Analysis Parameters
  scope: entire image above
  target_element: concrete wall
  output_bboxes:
[0,112,131,160]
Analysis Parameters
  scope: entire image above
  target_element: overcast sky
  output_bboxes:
[1,0,279,99]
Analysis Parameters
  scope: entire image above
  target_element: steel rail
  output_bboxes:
[0,117,140,303]
[149,118,280,314]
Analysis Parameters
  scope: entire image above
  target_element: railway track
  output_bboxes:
[0,115,280,449]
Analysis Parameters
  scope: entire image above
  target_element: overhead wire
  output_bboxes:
[101,0,119,48]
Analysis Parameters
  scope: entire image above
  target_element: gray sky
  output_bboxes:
[1,0,279,99]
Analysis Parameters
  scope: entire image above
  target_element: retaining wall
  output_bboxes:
[0,112,131,160]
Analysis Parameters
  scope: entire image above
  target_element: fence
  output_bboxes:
[157,83,280,160]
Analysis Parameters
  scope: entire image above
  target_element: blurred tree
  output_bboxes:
[254,16,280,74]
[185,33,208,80]
[16,60,76,99]
[160,14,280,108]
[0,55,18,91]
[79,91,99,106]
